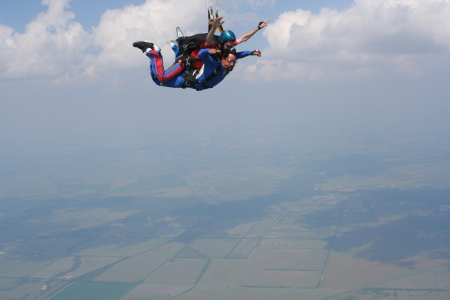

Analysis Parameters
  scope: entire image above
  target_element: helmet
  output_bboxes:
[219,30,236,43]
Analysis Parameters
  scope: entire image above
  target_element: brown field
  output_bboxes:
[328,289,450,300]
[269,229,323,239]
[322,255,414,289]
[94,242,184,283]
[226,239,259,259]
[323,259,391,289]
[246,248,328,271]
[270,226,337,239]
[123,283,193,300]
[259,239,327,250]
[231,269,322,288]
[219,286,345,300]
[188,239,240,259]
[196,259,242,286]
[164,285,228,300]
[374,263,450,290]
[145,258,208,285]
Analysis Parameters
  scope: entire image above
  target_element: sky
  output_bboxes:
[1,0,449,156]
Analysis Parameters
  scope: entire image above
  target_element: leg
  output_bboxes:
[168,41,182,58]
[146,50,184,83]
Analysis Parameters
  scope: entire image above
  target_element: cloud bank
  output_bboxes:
[1,0,450,82]
[253,0,450,80]
[0,0,203,82]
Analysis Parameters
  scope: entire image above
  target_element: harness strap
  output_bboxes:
[181,64,222,91]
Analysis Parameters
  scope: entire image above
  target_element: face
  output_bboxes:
[223,42,234,49]
[222,54,237,71]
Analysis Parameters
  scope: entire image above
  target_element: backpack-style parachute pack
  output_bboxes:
[176,33,219,58]
[174,0,223,69]
[175,32,220,70]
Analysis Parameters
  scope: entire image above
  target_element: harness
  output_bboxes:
[176,32,221,70]
[181,64,222,91]
[175,29,224,91]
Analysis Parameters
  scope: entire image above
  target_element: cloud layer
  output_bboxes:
[0,0,204,82]
[254,0,450,80]
[0,0,89,79]
[1,0,450,82]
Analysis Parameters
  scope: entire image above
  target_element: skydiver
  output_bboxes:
[132,41,261,91]
[185,17,269,69]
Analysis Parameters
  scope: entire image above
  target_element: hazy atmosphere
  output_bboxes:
[1,0,450,299]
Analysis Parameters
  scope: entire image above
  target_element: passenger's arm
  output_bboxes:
[235,20,270,45]
[206,17,224,46]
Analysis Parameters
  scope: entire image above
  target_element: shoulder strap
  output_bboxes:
[198,64,222,90]
[181,64,222,91]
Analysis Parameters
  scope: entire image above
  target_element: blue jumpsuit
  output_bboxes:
[146,48,254,90]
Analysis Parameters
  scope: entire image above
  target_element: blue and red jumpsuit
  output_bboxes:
[145,47,253,90]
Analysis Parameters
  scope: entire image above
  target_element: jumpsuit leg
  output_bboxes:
[146,50,185,83]
[170,44,182,59]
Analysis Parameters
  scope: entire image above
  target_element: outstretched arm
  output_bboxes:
[236,50,262,59]
[206,17,224,46]
[235,20,270,45]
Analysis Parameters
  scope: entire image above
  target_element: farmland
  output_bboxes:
[0,134,449,299]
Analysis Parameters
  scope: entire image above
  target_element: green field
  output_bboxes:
[50,282,136,300]
[93,242,185,283]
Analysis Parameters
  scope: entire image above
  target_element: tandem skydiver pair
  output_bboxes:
[132,4,270,91]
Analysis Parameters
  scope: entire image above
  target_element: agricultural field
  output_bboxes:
[225,239,259,259]
[50,282,136,300]
[93,242,185,283]
[231,268,322,288]
[145,258,209,285]
[196,259,243,286]
[122,283,194,300]
[187,239,241,259]
[75,239,169,257]
[1,134,450,299]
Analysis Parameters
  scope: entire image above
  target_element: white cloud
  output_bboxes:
[0,0,89,79]
[0,0,204,81]
[2,0,450,83]
[84,0,204,74]
[257,0,450,80]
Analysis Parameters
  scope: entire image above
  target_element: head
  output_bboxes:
[221,49,237,71]
[219,30,236,50]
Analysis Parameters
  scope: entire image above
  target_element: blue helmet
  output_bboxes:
[219,30,236,43]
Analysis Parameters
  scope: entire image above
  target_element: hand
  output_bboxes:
[213,17,224,28]
[208,48,221,55]
[258,20,271,30]
[252,50,261,57]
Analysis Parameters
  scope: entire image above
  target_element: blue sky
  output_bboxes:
[0,0,449,155]
[0,1,354,31]
[0,0,353,32]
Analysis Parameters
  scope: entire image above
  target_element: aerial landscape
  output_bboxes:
[1,0,450,299]
[0,129,449,300]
